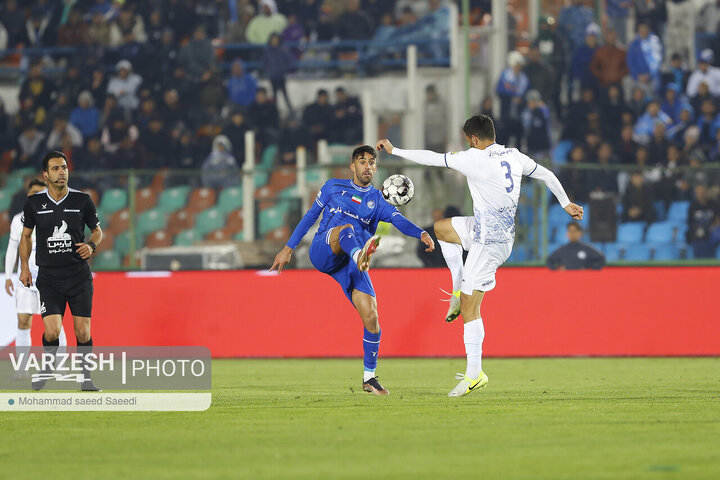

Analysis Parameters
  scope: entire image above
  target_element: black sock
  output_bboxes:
[42,333,60,348]
[77,338,93,381]
[41,333,59,373]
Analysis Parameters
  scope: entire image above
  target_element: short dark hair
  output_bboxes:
[567,221,583,231]
[463,114,495,141]
[351,145,376,162]
[42,151,68,172]
[27,178,46,190]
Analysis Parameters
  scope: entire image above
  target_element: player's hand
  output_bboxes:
[375,139,394,155]
[564,203,584,220]
[19,269,32,289]
[5,279,14,296]
[75,243,93,259]
[269,246,293,273]
[420,231,435,252]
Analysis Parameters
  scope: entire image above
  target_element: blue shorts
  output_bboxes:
[309,230,375,303]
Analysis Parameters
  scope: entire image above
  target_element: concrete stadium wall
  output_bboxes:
[5,267,719,357]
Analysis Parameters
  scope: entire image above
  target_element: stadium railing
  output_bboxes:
[0,38,451,78]
[2,154,719,271]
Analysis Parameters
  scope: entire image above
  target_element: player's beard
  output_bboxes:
[356,171,373,186]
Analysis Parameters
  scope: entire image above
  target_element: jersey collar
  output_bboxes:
[45,188,70,205]
[349,180,371,192]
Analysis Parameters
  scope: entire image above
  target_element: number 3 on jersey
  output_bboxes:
[500,161,514,193]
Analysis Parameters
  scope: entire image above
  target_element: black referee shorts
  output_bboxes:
[36,263,94,318]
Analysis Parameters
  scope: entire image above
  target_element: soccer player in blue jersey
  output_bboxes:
[270,145,435,395]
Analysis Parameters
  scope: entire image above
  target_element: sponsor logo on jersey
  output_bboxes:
[47,221,73,254]
[366,200,375,209]
[329,206,371,225]
[351,195,362,204]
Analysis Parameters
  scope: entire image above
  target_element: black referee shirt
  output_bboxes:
[22,188,100,268]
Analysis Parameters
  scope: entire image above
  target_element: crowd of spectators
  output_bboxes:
[492,0,720,257]
[0,0,454,182]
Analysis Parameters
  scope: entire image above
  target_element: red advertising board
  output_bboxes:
[30,267,720,357]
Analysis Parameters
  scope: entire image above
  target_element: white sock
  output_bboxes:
[15,328,31,347]
[58,327,67,347]
[363,370,375,382]
[438,240,463,292]
[463,318,485,379]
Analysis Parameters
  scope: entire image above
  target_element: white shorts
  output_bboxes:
[451,216,513,295]
[15,283,41,315]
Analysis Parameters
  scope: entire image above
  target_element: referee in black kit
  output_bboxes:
[19,151,103,391]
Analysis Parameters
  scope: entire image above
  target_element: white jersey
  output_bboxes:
[5,212,38,281]
[393,144,571,245]
[444,144,537,244]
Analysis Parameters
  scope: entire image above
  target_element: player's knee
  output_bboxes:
[44,325,61,342]
[339,224,354,233]
[363,310,379,333]
[434,219,453,241]
[17,316,32,330]
[75,329,90,343]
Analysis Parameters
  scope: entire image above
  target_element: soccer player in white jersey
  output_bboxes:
[4,179,67,377]
[376,114,583,397]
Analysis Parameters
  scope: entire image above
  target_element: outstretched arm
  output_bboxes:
[270,201,323,272]
[528,164,584,220]
[376,139,446,167]
[387,212,435,252]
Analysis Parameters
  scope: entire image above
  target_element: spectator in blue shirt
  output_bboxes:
[571,23,600,94]
[660,83,690,123]
[496,50,528,146]
[633,99,672,144]
[69,91,101,139]
[227,59,258,107]
[606,0,631,44]
[627,22,663,92]
[557,0,595,54]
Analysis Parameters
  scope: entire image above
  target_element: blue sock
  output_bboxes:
[338,226,361,259]
[363,328,381,373]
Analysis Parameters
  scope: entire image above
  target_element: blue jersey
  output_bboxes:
[287,178,424,249]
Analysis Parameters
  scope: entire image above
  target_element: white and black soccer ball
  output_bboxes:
[381,174,415,206]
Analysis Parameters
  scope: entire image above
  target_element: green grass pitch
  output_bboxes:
[3,357,720,479]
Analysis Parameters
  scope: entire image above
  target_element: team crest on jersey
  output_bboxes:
[366,200,375,209]
[47,220,73,254]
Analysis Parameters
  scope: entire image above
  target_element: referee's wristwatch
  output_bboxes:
[87,241,97,254]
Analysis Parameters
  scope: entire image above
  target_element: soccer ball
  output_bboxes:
[381,174,415,206]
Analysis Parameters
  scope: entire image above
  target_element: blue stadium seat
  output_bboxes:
[552,140,574,165]
[716,244,720,259]
[653,201,666,221]
[622,244,651,261]
[603,243,621,262]
[507,245,527,263]
[645,221,675,244]
[671,222,688,241]
[667,201,690,223]
[549,204,569,228]
[649,243,679,260]
[617,222,645,243]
